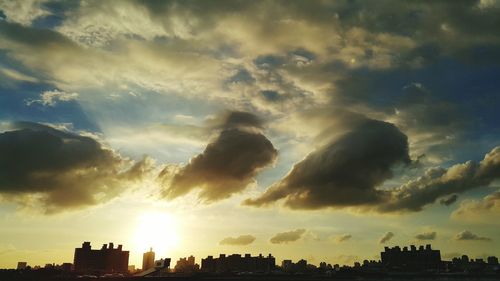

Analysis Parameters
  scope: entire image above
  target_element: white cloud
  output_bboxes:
[26,90,79,107]
[0,0,51,25]
[57,1,168,47]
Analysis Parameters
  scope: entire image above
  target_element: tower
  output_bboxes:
[142,247,155,271]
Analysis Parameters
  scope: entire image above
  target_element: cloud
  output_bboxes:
[415,231,436,240]
[244,102,500,213]
[440,194,458,206]
[0,67,38,83]
[244,117,410,209]
[455,230,491,241]
[0,122,152,213]
[1,0,499,218]
[451,191,500,223]
[26,89,79,106]
[219,235,256,246]
[0,0,51,25]
[56,0,168,47]
[270,229,306,244]
[207,110,264,130]
[379,146,500,212]
[379,232,394,244]
[159,111,277,202]
[335,234,352,243]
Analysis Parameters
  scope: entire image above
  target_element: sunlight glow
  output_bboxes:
[132,211,180,258]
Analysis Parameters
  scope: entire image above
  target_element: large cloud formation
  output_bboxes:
[1,1,499,216]
[245,118,410,209]
[219,235,256,246]
[0,122,151,213]
[270,229,306,244]
[159,111,277,202]
[245,107,500,212]
[380,146,500,212]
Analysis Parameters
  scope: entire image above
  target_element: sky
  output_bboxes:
[0,0,500,270]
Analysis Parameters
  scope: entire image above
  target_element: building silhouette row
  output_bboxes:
[174,255,199,273]
[201,253,275,273]
[19,242,486,276]
[380,244,441,271]
[73,242,129,274]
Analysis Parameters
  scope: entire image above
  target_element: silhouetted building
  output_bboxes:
[280,259,311,273]
[60,263,73,271]
[17,262,27,270]
[449,254,500,273]
[201,253,275,273]
[488,256,499,265]
[282,260,292,271]
[142,248,155,271]
[381,244,441,271]
[135,258,171,277]
[73,242,129,273]
[296,259,307,272]
[174,255,199,273]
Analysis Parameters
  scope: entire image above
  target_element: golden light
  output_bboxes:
[131,211,180,257]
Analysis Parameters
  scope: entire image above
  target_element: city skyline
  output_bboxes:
[12,241,500,274]
[1,0,500,271]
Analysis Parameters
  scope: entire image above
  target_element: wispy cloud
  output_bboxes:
[379,232,395,244]
[26,90,79,107]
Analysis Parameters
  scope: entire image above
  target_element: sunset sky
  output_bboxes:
[0,0,499,269]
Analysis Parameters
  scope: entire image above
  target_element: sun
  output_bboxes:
[131,211,180,257]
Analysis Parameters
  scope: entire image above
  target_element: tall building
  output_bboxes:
[73,242,129,273]
[17,262,27,270]
[142,248,155,271]
[381,244,441,271]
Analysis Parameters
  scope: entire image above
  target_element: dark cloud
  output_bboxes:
[243,102,500,213]
[270,229,306,244]
[219,235,256,246]
[415,231,436,241]
[440,194,458,206]
[0,122,150,213]
[244,117,410,209]
[455,230,491,242]
[379,232,394,244]
[208,110,264,130]
[159,111,277,202]
[335,234,352,243]
[334,71,468,149]
[225,68,255,85]
[254,55,286,69]
[379,146,500,212]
